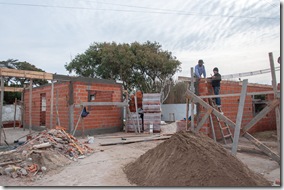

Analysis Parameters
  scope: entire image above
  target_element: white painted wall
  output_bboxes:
[161,104,196,121]
[2,105,21,122]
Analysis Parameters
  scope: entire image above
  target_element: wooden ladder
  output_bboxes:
[208,98,233,144]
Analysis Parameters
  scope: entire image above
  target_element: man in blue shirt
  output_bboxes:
[194,59,206,78]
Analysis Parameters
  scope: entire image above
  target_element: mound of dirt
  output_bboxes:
[124,131,271,187]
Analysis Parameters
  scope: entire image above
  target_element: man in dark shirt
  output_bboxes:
[211,67,222,107]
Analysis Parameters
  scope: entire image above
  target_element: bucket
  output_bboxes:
[169,113,175,121]
[150,123,153,134]
[87,136,95,144]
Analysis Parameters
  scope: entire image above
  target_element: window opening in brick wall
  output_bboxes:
[252,94,267,116]
[40,93,46,126]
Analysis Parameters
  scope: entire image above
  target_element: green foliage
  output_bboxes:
[65,41,182,94]
[0,59,48,104]
[163,82,187,104]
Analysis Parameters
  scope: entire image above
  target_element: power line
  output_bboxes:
[0,2,279,20]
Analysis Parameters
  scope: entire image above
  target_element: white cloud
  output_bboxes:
[0,0,281,84]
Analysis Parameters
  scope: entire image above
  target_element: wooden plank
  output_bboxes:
[50,81,54,129]
[185,89,236,129]
[178,76,195,82]
[242,99,279,133]
[29,79,33,134]
[134,94,140,133]
[275,106,280,154]
[269,52,280,155]
[0,68,53,80]
[269,52,278,97]
[13,98,17,129]
[75,102,128,108]
[223,144,266,155]
[231,79,248,155]
[209,114,216,142]
[0,77,3,145]
[0,87,24,92]
[195,108,213,132]
[185,98,189,131]
[99,136,170,146]
[97,134,158,139]
[199,90,278,99]
[243,132,280,164]
[190,67,195,131]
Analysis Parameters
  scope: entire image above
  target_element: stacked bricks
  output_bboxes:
[142,93,161,133]
[197,80,277,141]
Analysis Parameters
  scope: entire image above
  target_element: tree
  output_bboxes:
[163,81,188,104]
[0,59,48,104]
[0,59,48,87]
[65,41,182,102]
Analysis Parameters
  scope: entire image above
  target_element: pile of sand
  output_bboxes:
[124,131,271,187]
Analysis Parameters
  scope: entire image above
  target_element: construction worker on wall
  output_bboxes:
[211,67,222,108]
[193,59,206,96]
[194,59,206,78]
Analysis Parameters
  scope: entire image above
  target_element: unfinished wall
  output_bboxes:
[72,82,123,135]
[197,80,276,140]
[23,82,70,131]
[23,79,123,136]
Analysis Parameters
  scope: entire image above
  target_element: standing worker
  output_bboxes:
[211,67,222,107]
[194,59,206,78]
[193,59,206,96]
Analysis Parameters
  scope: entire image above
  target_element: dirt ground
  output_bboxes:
[0,125,280,186]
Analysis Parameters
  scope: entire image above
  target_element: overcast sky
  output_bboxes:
[0,0,281,85]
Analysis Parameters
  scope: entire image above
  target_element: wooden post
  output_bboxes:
[72,105,84,136]
[134,94,140,133]
[29,79,33,134]
[13,98,17,129]
[82,117,85,138]
[50,80,54,129]
[243,132,280,164]
[190,67,195,131]
[21,92,24,130]
[56,89,60,126]
[209,114,216,142]
[195,108,213,132]
[125,91,129,133]
[185,98,189,131]
[269,52,280,154]
[231,79,248,155]
[0,77,4,145]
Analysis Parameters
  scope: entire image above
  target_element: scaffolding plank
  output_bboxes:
[195,108,213,132]
[75,102,128,107]
[185,89,236,129]
[99,136,170,146]
[242,99,279,133]
[0,68,53,80]
[0,87,24,92]
[243,132,280,164]
[199,91,278,99]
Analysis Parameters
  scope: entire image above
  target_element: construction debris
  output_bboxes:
[0,128,94,179]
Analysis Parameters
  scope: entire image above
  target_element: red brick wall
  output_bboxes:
[198,80,276,140]
[23,82,70,131]
[24,81,123,133]
[72,82,123,131]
